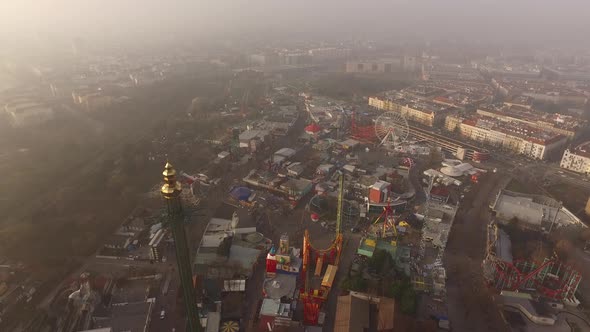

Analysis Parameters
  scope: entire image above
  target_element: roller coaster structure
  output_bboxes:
[300,174,344,325]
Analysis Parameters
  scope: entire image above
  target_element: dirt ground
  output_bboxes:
[546,183,590,217]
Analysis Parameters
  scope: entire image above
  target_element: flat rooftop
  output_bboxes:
[263,274,297,300]
[110,278,159,304]
[93,301,153,332]
[569,141,590,159]
[463,114,565,145]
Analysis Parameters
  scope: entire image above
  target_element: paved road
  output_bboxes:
[444,172,509,332]
[321,232,361,332]
[149,266,184,332]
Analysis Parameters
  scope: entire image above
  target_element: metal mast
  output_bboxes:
[161,162,202,332]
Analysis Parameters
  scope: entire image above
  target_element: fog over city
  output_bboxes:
[2,0,590,46]
[3,1,590,331]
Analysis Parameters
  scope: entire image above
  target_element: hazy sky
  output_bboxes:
[1,0,589,46]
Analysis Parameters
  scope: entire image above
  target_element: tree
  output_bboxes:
[368,249,393,275]
[388,282,404,299]
[555,239,574,260]
[400,287,417,314]
[341,274,368,292]
[386,278,417,315]
[579,228,590,242]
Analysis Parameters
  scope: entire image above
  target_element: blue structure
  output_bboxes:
[229,186,252,202]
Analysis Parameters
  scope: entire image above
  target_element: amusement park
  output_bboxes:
[247,96,464,331]
[245,93,590,331]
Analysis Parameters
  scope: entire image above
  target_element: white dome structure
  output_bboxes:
[440,166,463,177]
[440,163,474,177]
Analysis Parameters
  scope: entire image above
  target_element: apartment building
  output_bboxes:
[476,105,585,140]
[445,115,566,160]
[560,142,590,174]
[369,96,448,127]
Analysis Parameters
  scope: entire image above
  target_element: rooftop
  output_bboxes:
[478,104,586,132]
[334,293,397,332]
[569,141,590,159]
[93,301,153,332]
[374,93,454,115]
[110,278,158,304]
[494,77,588,99]
[334,294,371,332]
[463,113,566,145]
[263,274,297,300]
[492,190,583,228]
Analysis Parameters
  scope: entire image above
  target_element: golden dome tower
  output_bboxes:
[160,162,202,331]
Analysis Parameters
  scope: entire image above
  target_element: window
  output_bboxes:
[371,63,378,71]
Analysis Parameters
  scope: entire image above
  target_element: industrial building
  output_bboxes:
[193,213,270,279]
[490,190,584,229]
[239,129,270,149]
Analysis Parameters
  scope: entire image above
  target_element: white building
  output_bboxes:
[445,115,567,160]
[560,142,590,175]
[491,190,584,229]
[308,48,350,62]
[5,101,54,128]
[239,129,269,148]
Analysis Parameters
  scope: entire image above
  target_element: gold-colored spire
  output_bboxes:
[161,162,182,199]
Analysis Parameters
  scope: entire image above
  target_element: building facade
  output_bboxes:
[308,48,350,62]
[445,116,567,160]
[5,101,54,128]
[369,97,445,127]
[560,143,590,174]
[346,59,402,74]
[476,108,583,140]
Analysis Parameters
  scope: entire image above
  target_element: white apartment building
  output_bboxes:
[445,115,566,160]
[560,142,590,174]
[5,101,54,128]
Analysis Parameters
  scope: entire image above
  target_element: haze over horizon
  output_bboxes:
[1,0,590,48]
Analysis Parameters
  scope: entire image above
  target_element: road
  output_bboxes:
[149,259,184,332]
[495,152,590,191]
[444,171,509,332]
[321,232,361,332]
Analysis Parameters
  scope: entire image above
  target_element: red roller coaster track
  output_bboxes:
[488,257,581,301]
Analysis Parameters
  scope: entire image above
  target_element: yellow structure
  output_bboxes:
[321,265,338,288]
[369,96,444,127]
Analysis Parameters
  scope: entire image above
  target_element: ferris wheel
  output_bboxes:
[375,112,410,146]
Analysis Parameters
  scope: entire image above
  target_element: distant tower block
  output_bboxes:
[279,234,290,255]
[585,197,590,216]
